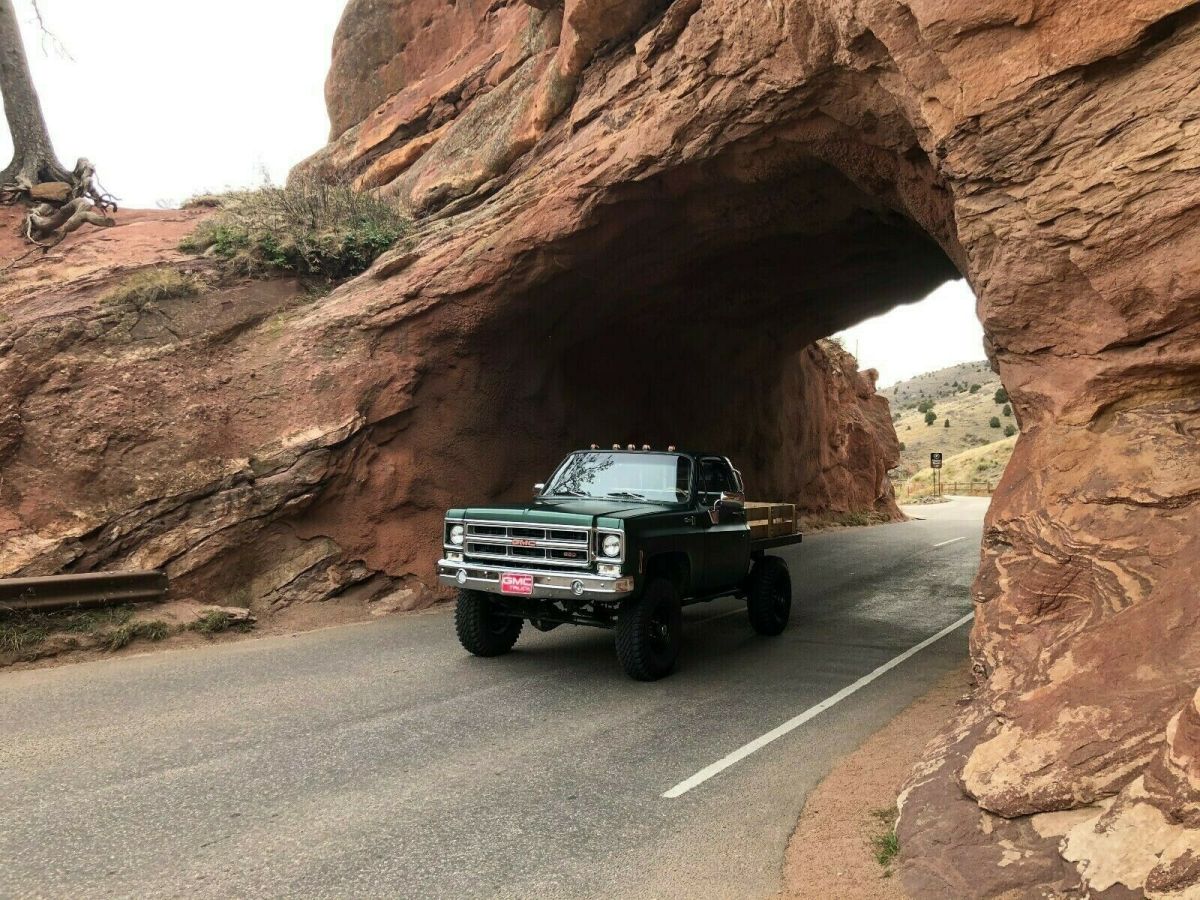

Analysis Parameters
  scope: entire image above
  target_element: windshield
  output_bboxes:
[543,452,692,503]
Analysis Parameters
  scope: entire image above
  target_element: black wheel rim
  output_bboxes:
[772,574,790,621]
[648,605,673,654]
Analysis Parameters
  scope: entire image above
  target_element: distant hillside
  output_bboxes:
[884,361,996,409]
[883,361,1016,478]
[901,436,1017,497]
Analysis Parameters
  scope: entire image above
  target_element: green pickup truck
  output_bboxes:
[437,447,802,680]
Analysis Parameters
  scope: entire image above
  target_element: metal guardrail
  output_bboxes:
[0,570,169,613]
[940,481,997,497]
[902,480,997,500]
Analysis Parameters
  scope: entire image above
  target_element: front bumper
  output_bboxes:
[437,559,635,602]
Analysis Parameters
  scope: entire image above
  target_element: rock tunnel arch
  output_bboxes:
[291,1,1200,893]
[423,142,965,516]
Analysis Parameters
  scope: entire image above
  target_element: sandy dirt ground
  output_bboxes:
[779,664,973,899]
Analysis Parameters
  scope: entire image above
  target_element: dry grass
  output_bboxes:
[189,610,252,635]
[887,363,1008,478]
[0,606,172,656]
[101,268,201,307]
[900,436,1017,498]
[103,619,170,651]
[179,175,410,281]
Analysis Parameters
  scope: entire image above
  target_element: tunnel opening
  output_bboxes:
[443,143,968,522]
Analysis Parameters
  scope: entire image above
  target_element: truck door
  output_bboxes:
[696,457,751,592]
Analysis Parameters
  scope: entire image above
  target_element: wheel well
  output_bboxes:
[645,552,691,595]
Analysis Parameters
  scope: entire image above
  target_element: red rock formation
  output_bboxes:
[3,0,1199,892]
[299,0,1200,893]
[0,216,898,613]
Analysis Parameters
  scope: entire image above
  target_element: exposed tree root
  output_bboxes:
[0,157,118,247]
[23,197,114,247]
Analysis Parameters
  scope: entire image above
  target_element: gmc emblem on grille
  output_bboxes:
[512,539,538,548]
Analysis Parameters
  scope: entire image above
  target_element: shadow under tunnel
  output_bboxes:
[458,154,962,512]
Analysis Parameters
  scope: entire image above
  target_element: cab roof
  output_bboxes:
[573,448,727,460]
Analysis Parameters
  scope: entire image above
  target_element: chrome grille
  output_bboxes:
[462,520,592,569]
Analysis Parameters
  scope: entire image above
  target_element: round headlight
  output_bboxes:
[602,534,621,558]
[449,524,465,546]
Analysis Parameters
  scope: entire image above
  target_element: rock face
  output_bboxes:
[0,211,898,612]
[305,0,1200,894]
[3,0,1199,892]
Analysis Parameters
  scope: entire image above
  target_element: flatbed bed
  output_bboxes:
[751,532,804,553]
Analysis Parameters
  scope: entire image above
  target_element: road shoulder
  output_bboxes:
[779,663,973,899]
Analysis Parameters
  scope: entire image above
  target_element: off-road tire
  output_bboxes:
[616,577,683,681]
[455,589,523,657]
[746,556,792,636]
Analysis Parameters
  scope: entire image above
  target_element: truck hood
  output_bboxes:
[455,499,670,526]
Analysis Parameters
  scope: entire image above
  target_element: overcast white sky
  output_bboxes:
[0,0,347,207]
[835,280,984,387]
[1,1,985,379]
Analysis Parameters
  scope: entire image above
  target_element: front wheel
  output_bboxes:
[455,589,523,657]
[746,556,792,636]
[616,577,683,681]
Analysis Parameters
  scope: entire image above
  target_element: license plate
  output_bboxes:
[500,573,534,596]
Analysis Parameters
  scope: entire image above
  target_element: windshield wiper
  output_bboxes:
[604,491,646,500]
[546,488,587,497]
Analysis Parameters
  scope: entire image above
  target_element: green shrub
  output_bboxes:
[898,442,906,451]
[969,383,981,394]
[870,806,900,868]
[1002,404,1012,417]
[924,411,937,426]
[995,387,1009,404]
[944,418,950,428]
[989,416,1002,429]
[917,399,934,414]
[102,268,200,307]
[1004,424,1017,437]
[873,830,899,867]
[179,175,411,281]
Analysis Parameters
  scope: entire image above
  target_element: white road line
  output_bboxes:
[933,537,968,548]
[660,611,975,799]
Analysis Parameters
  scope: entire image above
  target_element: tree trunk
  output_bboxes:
[0,0,68,185]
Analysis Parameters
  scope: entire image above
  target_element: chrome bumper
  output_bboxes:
[437,559,635,602]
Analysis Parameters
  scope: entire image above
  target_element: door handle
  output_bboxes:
[683,516,695,525]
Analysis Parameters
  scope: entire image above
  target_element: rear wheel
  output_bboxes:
[616,577,683,681]
[455,589,523,656]
[746,556,792,636]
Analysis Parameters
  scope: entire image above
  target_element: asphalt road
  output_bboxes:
[1,497,987,900]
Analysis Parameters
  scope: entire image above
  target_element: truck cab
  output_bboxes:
[438,447,801,680]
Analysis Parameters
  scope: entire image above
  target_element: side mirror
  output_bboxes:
[533,483,545,498]
[709,490,745,524]
[718,490,745,511]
